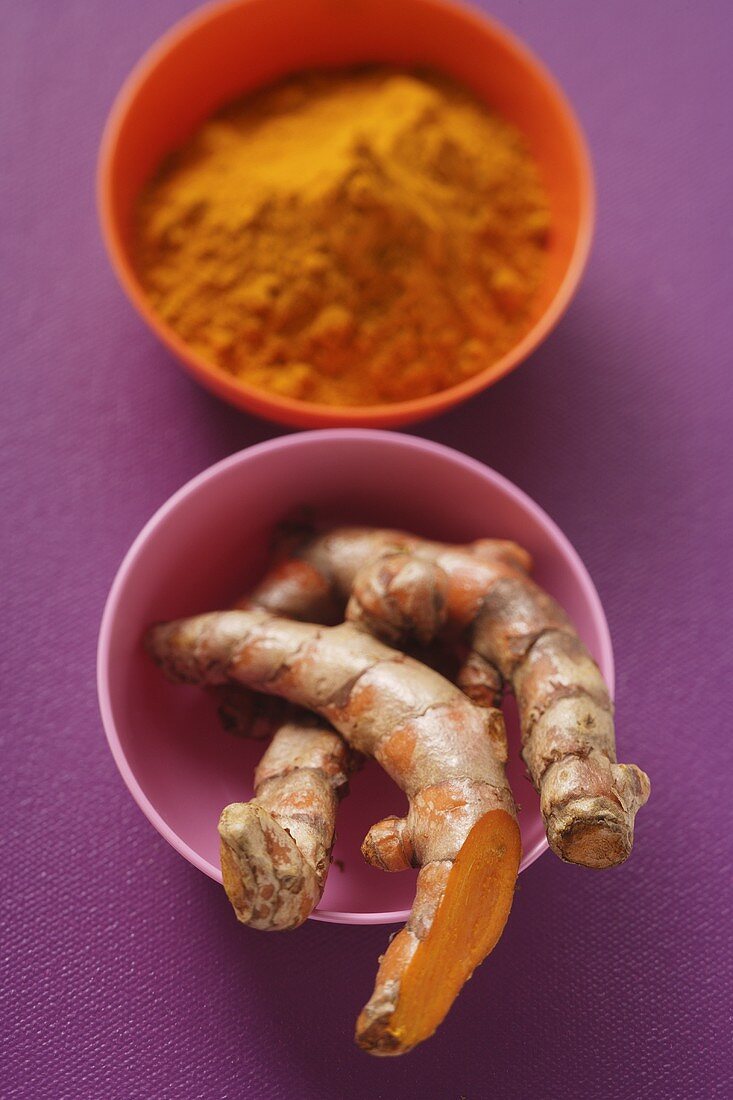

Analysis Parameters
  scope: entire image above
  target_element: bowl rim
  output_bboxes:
[97,0,595,429]
[97,429,614,924]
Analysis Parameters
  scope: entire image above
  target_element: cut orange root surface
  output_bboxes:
[359,809,521,1054]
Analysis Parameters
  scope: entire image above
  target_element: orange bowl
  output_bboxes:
[98,0,594,429]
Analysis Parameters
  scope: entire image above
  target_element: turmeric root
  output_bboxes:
[470,581,650,867]
[249,527,528,643]
[234,527,650,868]
[207,542,355,922]
[147,610,520,1054]
[209,527,469,737]
[207,534,347,737]
[219,712,356,929]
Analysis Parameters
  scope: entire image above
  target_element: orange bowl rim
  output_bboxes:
[97,0,596,429]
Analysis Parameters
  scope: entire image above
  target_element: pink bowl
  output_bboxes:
[97,431,613,924]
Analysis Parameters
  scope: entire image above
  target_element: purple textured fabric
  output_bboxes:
[2,2,731,1097]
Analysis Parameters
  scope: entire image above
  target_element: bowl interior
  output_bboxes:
[99,432,613,923]
[101,0,590,423]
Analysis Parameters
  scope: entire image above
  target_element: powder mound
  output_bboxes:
[134,69,549,406]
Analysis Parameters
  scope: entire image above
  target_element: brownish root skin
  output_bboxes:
[245,557,343,624]
[468,538,533,573]
[212,559,346,738]
[346,553,449,645]
[356,809,521,1055]
[218,716,354,929]
[456,650,504,709]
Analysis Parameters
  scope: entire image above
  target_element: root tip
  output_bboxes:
[548,798,633,868]
[218,803,317,929]
[355,1013,408,1057]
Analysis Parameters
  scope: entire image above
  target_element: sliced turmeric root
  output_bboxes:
[356,809,521,1055]
[147,612,519,1053]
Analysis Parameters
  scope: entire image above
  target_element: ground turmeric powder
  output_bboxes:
[134,68,549,406]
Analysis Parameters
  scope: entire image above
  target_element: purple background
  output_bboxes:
[3,1,731,1097]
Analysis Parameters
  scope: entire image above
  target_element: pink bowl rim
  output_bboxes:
[97,429,614,924]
